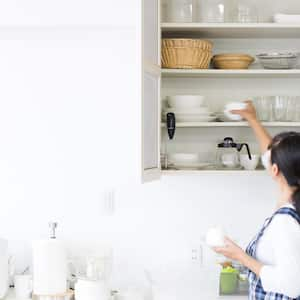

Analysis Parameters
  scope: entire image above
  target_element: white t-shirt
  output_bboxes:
[256,204,300,298]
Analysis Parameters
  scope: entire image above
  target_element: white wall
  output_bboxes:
[0,0,282,295]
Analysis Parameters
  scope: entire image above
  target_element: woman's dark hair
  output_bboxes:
[270,132,300,215]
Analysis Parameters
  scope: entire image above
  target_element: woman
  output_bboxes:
[214,101,300,299]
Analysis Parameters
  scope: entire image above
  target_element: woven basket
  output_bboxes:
[162,39,213,69]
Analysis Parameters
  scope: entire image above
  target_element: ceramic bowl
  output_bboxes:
[240,154,260,170]
[224,102,247,121]
[168,153,200,166]
[167,95,205,108]
[212,54,254,69]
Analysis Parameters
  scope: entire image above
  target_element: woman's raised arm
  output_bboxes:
[231,100,272,153]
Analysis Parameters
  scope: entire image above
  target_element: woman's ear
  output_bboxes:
[270,163,279,179]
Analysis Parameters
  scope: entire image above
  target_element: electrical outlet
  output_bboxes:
[101,188,115,216]
[191,246,203,264]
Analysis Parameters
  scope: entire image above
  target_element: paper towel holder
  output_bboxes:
[49,222,58,239]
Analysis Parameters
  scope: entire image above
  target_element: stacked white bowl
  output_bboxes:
[163,95,216,122]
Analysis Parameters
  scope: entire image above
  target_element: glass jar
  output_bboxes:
[229,0,258,23]
[197,0,226,23]
[166,0,193,23]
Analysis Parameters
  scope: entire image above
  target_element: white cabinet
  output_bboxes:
[142,0,300,182]
[142,0,161,182]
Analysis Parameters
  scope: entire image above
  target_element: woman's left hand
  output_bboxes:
[213,237,245,262]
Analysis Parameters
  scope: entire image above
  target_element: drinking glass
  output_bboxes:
[294,100,300,122]
[197,0,225,23]
[167,0,193,22]
[286,97,296,122]
[254,96,271,121]
[229,0,258,23]
[273,96,287,121]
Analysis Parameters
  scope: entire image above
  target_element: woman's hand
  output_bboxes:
[213,237,245,262]
[231,100,258,123]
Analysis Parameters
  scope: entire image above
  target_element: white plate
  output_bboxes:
[163,107,210,115]
[175,115,217,122]
[168,153,200,165]
[162,113,216,122]
[167,162,214,170]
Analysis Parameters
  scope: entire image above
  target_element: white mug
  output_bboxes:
[14,275,32,299]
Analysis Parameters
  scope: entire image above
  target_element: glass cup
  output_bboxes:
[286,96,296,122]
[167,0,193,22]
[294,100,300,122]
[229,0,259,23]
[273,96,288,121]
[254,96,271,121]
[198,0,225,23]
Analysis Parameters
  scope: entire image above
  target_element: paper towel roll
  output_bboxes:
[33,239,67,295]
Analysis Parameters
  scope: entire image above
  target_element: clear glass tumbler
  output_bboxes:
[286,97,296,122]
[167,0,193,22]
[294,99,300,122]
[229,0,259,23]
[197,0,225,23]
[254,96,271,121]
[273,96,288,121]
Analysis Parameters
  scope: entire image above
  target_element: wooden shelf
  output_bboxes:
[161,23,300,38]
[162,69,300,78]
[161,122,300,128]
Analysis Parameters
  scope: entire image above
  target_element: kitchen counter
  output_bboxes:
[5,289,248,300]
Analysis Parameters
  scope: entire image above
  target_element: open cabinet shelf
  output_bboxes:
[161,122,300,128]
[162,169,267,175]
[142,0,300,182]
[161,23,300,38]
[162,69,300,78]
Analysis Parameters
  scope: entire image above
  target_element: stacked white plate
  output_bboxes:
[273,14,300,23]
[163,95,216,122]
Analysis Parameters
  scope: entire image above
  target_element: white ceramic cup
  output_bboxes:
[14,275,32,299]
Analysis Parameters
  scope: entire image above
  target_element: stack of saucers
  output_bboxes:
[162,95,216,122]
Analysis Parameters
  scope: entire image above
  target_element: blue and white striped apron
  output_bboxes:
[246,207,300,300]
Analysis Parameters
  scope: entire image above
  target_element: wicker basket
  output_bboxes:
[162,39,213,69]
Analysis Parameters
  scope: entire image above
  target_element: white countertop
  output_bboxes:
[5,289,248,300]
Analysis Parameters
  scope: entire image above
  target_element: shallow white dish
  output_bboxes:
[163,107,210,115]
[175,115,217,122]
[162,113,216,122]
[168,153,200,166]
[224,102,247,121]
[167,95,205,108]
[273,14,300,23]
[257,52,299,69]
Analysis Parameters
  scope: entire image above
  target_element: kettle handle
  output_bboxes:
[237,143,252,160]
